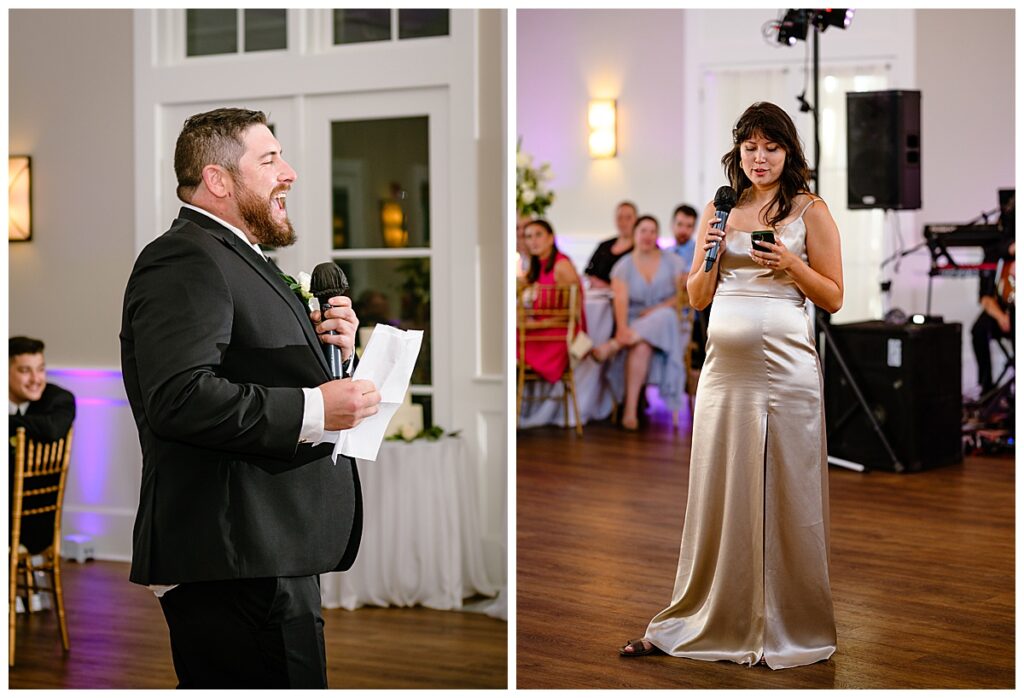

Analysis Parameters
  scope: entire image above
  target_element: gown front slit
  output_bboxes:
[643,199,837,670]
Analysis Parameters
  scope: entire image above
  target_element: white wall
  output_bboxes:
[516,9,687,265]
[9,10,139,559]
[9,9,136,369]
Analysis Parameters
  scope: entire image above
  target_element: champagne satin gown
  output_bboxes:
[644,200,837,669]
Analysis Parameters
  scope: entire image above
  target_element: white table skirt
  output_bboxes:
[518,293,615,428]
[320,438,500,612]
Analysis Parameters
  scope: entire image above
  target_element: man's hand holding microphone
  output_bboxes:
[310,262,381,431]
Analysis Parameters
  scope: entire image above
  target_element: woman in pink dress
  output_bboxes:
[519,219,586,382]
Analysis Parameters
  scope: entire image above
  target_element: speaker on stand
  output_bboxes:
[847,89,921,211]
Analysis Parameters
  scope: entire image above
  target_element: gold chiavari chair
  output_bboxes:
[9,426,73,666]
[676,282,701,415]
[516,284,583,436]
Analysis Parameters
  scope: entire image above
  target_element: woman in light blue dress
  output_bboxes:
[592,215,686,429]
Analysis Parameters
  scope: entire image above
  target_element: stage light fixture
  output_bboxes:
[777,9,853,45]
[812,8,854,32]
[776,9,809,46]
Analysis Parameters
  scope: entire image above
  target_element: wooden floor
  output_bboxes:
[9,561,506,689]
[517,406,1015,689]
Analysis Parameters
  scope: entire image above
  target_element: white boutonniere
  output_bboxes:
[280,271,317,311]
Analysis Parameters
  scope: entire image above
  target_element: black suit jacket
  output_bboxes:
[120,207,361,585]
[9,383,76,555]
[10,383,76,443]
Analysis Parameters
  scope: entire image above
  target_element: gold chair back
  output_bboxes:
[9,426,73,666]
[516,284,583,435]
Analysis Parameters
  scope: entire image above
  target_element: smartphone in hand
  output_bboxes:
[751,230,776,253]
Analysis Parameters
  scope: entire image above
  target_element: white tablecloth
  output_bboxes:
[518,292,616,428]
[320,438,501,613]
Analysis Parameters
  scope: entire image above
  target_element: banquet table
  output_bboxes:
[320,438,500,611]
[517,290,616,428]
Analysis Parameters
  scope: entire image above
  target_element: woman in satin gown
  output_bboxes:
[619,102,844,669]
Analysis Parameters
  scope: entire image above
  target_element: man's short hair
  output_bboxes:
[174,108,268,203]
[10,336,44,361]
[617,200,638,215]
[673,204,698,220]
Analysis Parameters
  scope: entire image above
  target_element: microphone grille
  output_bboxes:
[310,261,350,298]
[714,185,738,210]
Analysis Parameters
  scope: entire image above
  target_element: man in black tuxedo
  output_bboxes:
[120,108,381,688]
[9,336,76,555]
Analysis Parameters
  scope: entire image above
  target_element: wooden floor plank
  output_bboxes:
[9,561,506,689]
[516,411,1014,689]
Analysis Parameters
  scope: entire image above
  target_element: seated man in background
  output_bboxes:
[971,239,1015,397]
[9,336,76,444]
[9,336,76,611]
[668,204,699,271]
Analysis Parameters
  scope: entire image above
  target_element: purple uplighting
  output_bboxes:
[49,368,123,379]
[75,398,130,408]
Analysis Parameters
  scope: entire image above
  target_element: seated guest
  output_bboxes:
[584,200,637,289]
[516,213,532,279]
[669,204,699,272]
[9,336,76,555]
[669,204,701,360]
[972,239,1015,395]
[519,219,587,383]
[592,215,686,430]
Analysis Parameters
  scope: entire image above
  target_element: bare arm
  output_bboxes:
[686,201,722,310]
[767,199,844,313]
[611,276,629,334]
[981,295,1012,332]
[553,258,580,287]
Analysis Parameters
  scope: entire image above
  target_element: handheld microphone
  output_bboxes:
[309,261,350,379]
[704,185,738,272]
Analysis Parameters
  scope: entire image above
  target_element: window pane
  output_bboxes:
[343,257,432,385]
[330,117,430,249]
[398,9,449,39]
[244,9,287,52]
[411,394,433,430]
[186,9,238,56]
[333,9,391,44]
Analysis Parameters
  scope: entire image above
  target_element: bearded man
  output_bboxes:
[120,108,381,688]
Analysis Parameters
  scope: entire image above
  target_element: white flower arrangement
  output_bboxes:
[516,139,555,218]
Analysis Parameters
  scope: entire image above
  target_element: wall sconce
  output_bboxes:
[9,156,32,242]
[588,99,617,158]
[380,183,408,248]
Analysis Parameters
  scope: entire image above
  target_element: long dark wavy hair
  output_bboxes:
[721,102,811,229]
[525,219,559,284]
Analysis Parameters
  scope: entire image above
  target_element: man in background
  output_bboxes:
[669,204,699,271]
[971,238,1015,396]
[9,336,76,609]
[9,336,76,445]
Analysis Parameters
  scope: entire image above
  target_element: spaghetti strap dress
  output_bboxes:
[643,199,837,669]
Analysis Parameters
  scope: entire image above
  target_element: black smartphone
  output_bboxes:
[751,230,775,252]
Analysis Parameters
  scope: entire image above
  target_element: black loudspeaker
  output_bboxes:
[846,90,921,210]
[824,321,962,472]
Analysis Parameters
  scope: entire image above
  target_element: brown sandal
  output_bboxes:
[619,638,658,657]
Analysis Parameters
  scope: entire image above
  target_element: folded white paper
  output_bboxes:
[323,324,423,462]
